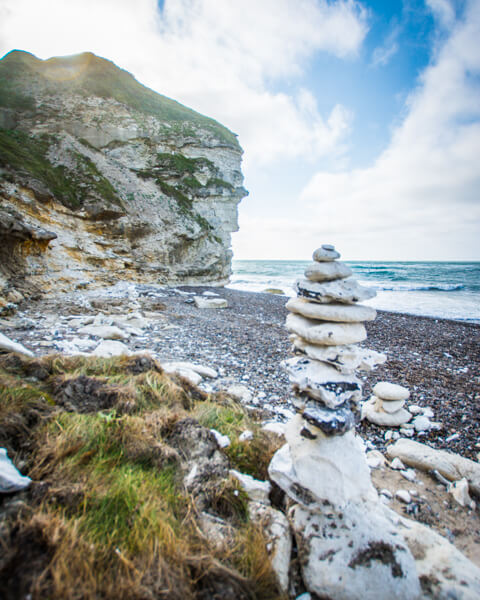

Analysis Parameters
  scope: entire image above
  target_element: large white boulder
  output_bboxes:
[286,313,367,346]
[283,357,362,408]
[387,438,480,495]
[295,278,376,305]
[268,417,377,509]
[290,502,421,600]
[0,332,34,358]
[304,261,352,282]
[286,297,376,323]
[291,336,386,373]
[396,512,480,599]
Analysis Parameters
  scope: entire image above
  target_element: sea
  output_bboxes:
[228,260,480,324]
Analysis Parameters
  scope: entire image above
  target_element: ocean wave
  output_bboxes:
[373,283,465,292]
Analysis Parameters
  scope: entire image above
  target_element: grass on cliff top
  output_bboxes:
[0,353,284,600]
[0,128,123,211]
[0,50,240,149]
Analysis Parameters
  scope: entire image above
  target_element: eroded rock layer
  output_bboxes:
[0,50,247,295]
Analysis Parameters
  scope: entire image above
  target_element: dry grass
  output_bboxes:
[0,353,285,599]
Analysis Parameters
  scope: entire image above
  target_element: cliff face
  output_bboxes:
[0,50,247,296]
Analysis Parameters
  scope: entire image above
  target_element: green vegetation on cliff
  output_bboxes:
[0,50,240,148]
[0,128,123,211]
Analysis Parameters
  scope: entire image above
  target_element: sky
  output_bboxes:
[0,0,479,260]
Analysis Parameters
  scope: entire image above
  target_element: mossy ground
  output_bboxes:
[0,353,284,599]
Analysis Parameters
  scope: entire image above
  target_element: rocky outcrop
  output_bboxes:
[0,50,247,296]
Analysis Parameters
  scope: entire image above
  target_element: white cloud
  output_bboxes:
[0,0,368,165]
[371,26,400,67]
[293,0,480,260]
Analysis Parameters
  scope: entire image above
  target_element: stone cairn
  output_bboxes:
[363,381,412,427]
[268,244,421,599]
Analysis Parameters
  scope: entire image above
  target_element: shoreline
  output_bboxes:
[2,284,479,460]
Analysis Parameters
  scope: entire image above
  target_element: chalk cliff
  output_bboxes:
[0,50,247,296]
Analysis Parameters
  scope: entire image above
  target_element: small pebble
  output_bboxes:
[396,490,412,504]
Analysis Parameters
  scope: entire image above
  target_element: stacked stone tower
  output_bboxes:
[268,244,421,599]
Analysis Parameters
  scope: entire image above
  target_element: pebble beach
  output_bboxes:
[3,284,479,460]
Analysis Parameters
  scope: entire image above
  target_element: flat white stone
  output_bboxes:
[92,340,131,357]
[401,469,416,482]
[194,296,228,309]
[366,450,385,469]
[290,502,420,600]
[291,336,386,373]
[78,325,128,340]
[397,511,480,598]
[0,332,34,357]
[262,422,286,436]
[286,313,366,346]
[249,501,291,593]
[390,458,406,470]
[387,438,480,495]
[0,448,32,493]
[284,357,362,408]
[304,261,352,282]
[164,366,202,386]
[239,430,253,442]
[230,470,271,504]
[362,398,412,427]
[312,244,340,262]
[381,398,406,414]
[295,277,376,305]
[286,297,376,323]
[160,361,218,378]
[373,382,410,401]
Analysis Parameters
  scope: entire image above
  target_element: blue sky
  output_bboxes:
[0,0,479,260]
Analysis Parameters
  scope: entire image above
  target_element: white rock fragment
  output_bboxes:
[381,398,406,414]
[390,457,406,470]
[248,501,292,593]
[412,415,432,432]
[286,297,376,323]
[448,478,475,508]
[401,469,416,482]
[0,331,34,357]
[262,422,286,436]
[362,398,411,427]
[373,382,410,401]
[194,296,228,309]
[395,490,412,504]
[92,340,131,357]
[304,261,352,282]
[163,366,202,386]
[210,429,230,448]
[286,313,367,346]
[239,430,253,442]
[78,325,128,340]
[387,438,480,495]
[226,384,252,403]
[230,470,271,504]
[366,450,385,469]
[0,448,32,493]
[161,361,218,378]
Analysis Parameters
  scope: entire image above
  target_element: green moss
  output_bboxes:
[0,128,123,211]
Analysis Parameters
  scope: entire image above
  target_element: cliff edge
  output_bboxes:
[0,50,247,297]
